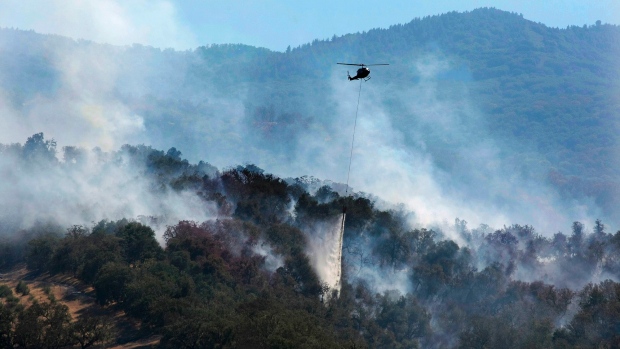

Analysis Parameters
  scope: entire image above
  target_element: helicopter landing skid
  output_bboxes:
[363,77,371,81]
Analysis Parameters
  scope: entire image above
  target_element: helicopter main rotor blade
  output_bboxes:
[337,63,364,66]
[364,64,389,66]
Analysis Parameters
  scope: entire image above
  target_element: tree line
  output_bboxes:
[0,135,619,347]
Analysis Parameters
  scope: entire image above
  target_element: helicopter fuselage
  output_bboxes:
[349,67,370,81]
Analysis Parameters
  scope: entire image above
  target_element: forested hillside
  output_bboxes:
[1,8,620,347]
[0,135,619,348]
[1,8,618,230]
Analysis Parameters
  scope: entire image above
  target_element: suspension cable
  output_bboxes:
[336,80,362,295]
[345,79,363,196]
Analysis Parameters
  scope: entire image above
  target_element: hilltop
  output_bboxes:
[2,8,620,348]
[1,8,619,229]
[0,135,619,348]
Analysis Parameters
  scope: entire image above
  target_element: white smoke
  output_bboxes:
[0,34,147,151]
[313,55,600,238]
[0,6,236,240]
[0,0,197,50]
[0,146,218,240]
[0,26,604,238]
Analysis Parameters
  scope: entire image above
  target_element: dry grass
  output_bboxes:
[0,264,161,348]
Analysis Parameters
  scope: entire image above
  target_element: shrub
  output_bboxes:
[15,281,29,296]
[0,284,12,297]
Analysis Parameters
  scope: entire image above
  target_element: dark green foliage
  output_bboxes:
[375,293,430,346]
[315,185,339,203]
[553,280,620,348]
[283,247,323,297]
[15,281,29,296]
[78,234,124,283]
[0,298,114,349]
[123,261,196,326]
[23,220,150,285]
[294,193,340,223]
[222,165,292,225]
[0,240,24,269]
[70,314,116,349]
[163,220,234,282]
[4,294,20,309]
[93,262,132,306]
[414,240,461,294]
[3,128,620,348]
[264,223,307,255]
[232,297,341,349]
[339,196,374,231]
[50,225,90,276]
[458,315,554,349]
[0,303,15,348]
[3,178,620,349]
[0,222,65,269]
[0,284,12,298]
[115,222,163,264]
[91,218,130,235]
[14,301,72,349]
[26,233,60,273]
[158,300,236,349]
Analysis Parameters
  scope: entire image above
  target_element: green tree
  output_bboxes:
[0,284,12,298]
[22,132,57,163]
[375,292,430,347]
[0,303,15,348]
[116,222,163,264]
[26,234,59,273]
[15,281,29,296]
[283,247,323,297]
[14,301,73,349]
[70,315,116,349]
[555,280,620,348]
[123,261,195,326]
[93,262,132,305]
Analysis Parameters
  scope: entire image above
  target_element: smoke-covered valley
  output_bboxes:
[1,8,620,348]
[2,9,619,235]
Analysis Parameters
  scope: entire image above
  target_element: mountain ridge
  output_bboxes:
[1,7,619,228]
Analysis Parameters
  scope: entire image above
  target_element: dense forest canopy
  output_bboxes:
[1,7,620,348]
[0,134,619,348]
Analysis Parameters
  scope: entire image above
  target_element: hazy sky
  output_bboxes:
[0,0,618,51]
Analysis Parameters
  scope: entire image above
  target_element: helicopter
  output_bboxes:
[337,63,389,81]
